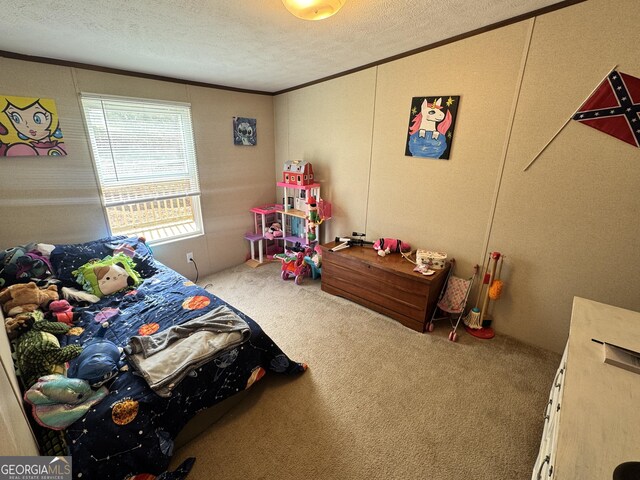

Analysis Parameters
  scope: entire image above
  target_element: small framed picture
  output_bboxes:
[233,117,256,146]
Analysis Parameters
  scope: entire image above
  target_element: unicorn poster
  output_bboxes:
[406,96,459,159]
[0,95,66,157]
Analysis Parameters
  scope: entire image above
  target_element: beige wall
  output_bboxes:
[1,0,637,353]
[274,69,377,241]
[0,60,275,279]
[274,0,640,353]
[488,0,640,352]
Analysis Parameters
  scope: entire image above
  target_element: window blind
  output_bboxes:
[81,94,200,208]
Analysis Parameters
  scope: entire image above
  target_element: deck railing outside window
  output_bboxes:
[103,180,199,242]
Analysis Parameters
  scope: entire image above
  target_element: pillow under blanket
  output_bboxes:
[50,236,157,287]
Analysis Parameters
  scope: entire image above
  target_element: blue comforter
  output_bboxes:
[59,259,305,479]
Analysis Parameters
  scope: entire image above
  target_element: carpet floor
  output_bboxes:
[170,262,559,480]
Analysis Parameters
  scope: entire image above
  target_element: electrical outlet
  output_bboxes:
[186,252,194,263]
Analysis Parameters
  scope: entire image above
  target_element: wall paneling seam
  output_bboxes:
[480,17,536,263]
[363,66,379,235]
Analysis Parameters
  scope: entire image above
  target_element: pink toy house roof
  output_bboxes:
[283,160,312,174]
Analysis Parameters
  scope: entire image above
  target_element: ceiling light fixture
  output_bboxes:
[282,0,346,21]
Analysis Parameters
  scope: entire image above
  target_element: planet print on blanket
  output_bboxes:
[182,295,210,310]
[138,323,159,336]
[95,307,120,323]
[111,398,139,426]
[246,366,266,389]
[270,354,290,373]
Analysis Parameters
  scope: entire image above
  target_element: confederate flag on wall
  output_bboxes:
[572,70,640,148]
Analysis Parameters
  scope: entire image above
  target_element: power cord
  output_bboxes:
[190,258,199,284]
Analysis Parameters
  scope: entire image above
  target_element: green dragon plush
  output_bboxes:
[14,311,82,389]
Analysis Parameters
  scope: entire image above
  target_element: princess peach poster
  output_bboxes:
[0,95,67,156]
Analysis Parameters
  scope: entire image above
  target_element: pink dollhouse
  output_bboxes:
[245,161,331,267]
[282,160,314,186]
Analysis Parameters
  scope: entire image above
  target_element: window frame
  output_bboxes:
[80,93,204,245]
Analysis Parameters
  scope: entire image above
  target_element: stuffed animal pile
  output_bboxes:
[0,282,82,388]
[0,244,53,288]
[0,282,58,315]
[0,241,143,454]
[45,299,79,326]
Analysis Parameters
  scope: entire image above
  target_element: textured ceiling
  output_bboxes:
[0,0,569,93]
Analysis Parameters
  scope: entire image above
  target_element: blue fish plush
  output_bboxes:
[24,374,108,430]
[68,322,123,387]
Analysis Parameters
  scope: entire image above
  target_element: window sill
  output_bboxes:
[113,221,204,247]
[146,231,204,247]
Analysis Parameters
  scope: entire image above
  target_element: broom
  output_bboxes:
[464,253,490,329]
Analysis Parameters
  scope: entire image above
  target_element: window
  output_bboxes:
[81,94,202,244]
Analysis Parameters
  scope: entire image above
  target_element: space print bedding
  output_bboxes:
[1,236,306,480]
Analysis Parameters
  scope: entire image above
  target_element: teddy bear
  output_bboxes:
[0,282,59,315]
[12,310,83,389]
[4,311,35,340]
[264,222,283,240]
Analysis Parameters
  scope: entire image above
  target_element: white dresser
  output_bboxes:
[532,297,640,479]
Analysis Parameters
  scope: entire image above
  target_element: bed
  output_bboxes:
[0,236,306,479]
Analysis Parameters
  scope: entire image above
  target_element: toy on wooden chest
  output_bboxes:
[283,160,314,186]
[416,250,448,269]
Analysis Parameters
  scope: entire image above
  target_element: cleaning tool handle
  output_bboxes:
[475,253,490,307]
[480,253,499,324]
[488,255,506,301]
[483,253,499,283]
[495,255,504,281]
